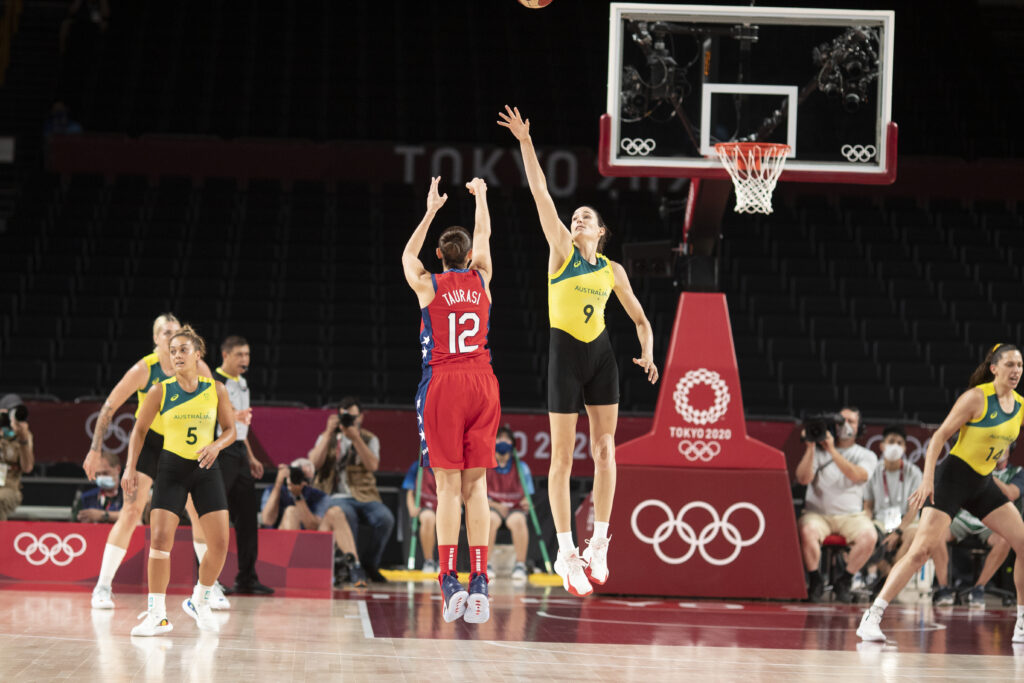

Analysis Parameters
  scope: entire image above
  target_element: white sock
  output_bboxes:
[556,532,576,554]
[592,522,609,540]
[193,540,207,564]
[1017,605,1024,619]
[871,597,889,613]
[148,593,166,619]
[97,544,127,588]
[194,582,214,606]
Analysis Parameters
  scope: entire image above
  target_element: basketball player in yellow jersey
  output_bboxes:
[82,314,221,610]
[499,105,659,597]
[859,344,1024,644]
[122,325,236,636]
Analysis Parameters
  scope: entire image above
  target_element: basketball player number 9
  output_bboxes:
[448,312,480,354]
[583,305,594,324]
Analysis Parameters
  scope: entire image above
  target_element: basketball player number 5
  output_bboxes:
[448,312,480,354]
[186,427,197,445]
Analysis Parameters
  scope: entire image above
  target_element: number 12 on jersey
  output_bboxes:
[448,312,480,354]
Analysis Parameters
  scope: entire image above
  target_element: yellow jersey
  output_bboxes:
[158,376,218,461]
[548,246,615,343]
[136,353,170,435]
[949,382,1024,475]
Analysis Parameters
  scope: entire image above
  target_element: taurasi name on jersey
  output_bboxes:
[440,289,482,307]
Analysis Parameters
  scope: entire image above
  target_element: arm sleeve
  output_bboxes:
[1008,468,1024,493]
[863,472,876,503]
[402,461,418,490]
[856,446,878,479]
[368,435,381,460]
[519,461,535,496]
[259,487,271,511]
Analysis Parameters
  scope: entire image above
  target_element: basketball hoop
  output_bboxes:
[714,142,791,215]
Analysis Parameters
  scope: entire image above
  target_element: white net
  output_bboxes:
[714,143,790,215]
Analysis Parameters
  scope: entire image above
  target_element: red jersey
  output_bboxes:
[419,269,492,369]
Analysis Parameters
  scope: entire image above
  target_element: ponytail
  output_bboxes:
[968,343,1020,387]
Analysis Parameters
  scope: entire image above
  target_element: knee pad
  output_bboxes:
[149,548,171,559]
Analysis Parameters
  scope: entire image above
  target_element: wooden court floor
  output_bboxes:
[2,579,1023,682]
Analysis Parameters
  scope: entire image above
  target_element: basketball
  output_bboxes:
[518,0,554,8]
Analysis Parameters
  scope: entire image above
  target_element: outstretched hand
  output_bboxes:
[466,177,487,196]
[497,105,530,141]
[426,176,448,214]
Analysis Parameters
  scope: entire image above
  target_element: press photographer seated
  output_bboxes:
[794,407,878,602]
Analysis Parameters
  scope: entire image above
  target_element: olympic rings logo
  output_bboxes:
[13,532,88,567]
[841,144,876,163]
[85,412,136,454]
[677,440,721,462]
[630,500,765,566]
[673,369,731,425]
[620,138,657,156]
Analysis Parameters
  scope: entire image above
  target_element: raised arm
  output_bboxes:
[610,261,659,384]
[497,105,573,268]
[466,177,493,287]
[402,176,447,304]
[85,360,149,478]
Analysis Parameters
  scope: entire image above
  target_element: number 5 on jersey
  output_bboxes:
[186,426,197,445]
[448,312,480,354]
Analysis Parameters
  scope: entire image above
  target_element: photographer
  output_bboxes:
[862,426,953,602]
[0,394,34,521]
[260,459,329,529]
[795,406,878,602]
[309,396,395,582]
[73,450,123,523]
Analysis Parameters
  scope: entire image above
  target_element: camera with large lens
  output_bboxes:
[289,466,307,486]
[0,404,27,440]
[802,412,844,443]
[337,412,356,430]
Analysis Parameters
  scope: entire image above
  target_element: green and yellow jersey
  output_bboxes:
[136,353,170,435]
[158,376,218,461]
[548,245,615,343]
[950,382,1024,475]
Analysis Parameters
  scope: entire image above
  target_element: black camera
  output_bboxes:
[289,466,307,486]
[337,412,356,430]
[0,404,28,428]
[802,412,844,443]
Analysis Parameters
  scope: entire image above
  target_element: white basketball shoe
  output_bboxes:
[554,548,593,598]
[91,585,115,609]
[182,598,220,632]
[210,582,231,610]
[582,536,611,585]
[856,608,886,642]
[131,610,173,637]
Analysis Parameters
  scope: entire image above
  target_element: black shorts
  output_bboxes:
[151,451,228,518]
[548,328,619,413]
[136,429,163,480]
[925,454,1009,521]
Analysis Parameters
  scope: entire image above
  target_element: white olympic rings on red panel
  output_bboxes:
[673,369,731,425]
[677,440,721,462]
[620,138,657,156]
[85,412,136,454]
[630,500,765,566]
[841,144,876,162]
[13,532,88,567]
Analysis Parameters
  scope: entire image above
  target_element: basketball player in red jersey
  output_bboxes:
[402,176,501,624]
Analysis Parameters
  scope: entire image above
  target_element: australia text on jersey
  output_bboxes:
[168,412,211,421]
[574,285,608,297]
[440,288,482,307]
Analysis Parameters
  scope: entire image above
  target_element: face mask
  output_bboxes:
[882,444,904,462]
[495,442,513,455]
[838,421,855,440]
[96,475,116,489]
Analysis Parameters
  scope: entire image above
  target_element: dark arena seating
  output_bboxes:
[0,0,1021,420]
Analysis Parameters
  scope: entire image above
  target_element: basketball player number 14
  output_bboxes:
[448,312,480,354]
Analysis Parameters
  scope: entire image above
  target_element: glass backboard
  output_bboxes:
[600,3,897,184]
